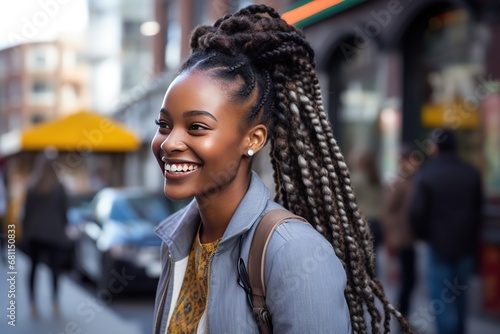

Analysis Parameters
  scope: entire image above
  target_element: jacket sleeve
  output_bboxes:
[265,222,351,334]
[408,173,430,240]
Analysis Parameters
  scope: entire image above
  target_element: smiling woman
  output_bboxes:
[150,4,411,334]
[152,70,258,205]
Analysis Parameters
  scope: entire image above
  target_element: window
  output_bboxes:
[31,113,46,124]
[29,80,55,105]
[26,45,59,71]
[333,41,381,159]
[417,9,483,168]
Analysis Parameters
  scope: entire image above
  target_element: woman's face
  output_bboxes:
[151,70,251,201]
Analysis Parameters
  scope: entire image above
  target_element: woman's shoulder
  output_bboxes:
[267,218,337,261]
[264,217,348,293]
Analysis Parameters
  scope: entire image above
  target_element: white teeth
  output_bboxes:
[165,164,199,173]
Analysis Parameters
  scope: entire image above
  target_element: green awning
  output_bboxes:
[282,0,367,28]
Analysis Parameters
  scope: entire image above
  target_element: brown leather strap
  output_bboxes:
[248,209,308,334]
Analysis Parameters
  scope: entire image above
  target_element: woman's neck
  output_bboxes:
[196,171,252,243]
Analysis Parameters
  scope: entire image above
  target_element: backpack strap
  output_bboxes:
[248,209,308,334]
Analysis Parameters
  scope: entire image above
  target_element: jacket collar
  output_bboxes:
[155,172,271,260]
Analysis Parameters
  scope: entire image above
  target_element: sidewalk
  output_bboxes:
[378,242,500,334]
[1,251,147,334]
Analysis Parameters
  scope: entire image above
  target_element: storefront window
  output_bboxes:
[418,9,484,169]
[330,40,384,182]
[335,42,380,156]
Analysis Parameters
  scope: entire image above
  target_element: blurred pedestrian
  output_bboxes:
[150,4,411,333]
[21,152,71,318]
[409,129,484,334]
[381,144,417,319]
[349,149,383,259]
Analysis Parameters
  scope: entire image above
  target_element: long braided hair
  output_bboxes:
[180,5,411,333]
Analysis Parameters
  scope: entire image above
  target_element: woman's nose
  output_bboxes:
[160,130,187,153]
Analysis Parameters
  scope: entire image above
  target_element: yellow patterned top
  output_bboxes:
[167,229,220,334]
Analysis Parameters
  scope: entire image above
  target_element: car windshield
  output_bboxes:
[108,195,171,224]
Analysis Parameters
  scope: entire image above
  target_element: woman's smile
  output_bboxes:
[161,157,202,179]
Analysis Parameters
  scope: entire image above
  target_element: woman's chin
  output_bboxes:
[163,188,192,202]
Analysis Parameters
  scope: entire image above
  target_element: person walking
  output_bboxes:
[409,129,484,334]
[21,152,71,318]
[151,5,411,333]
[381,144,417,319]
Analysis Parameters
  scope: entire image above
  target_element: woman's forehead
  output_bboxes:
[162,72,240,115]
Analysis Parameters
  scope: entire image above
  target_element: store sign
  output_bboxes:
[421,102,480,129]
[422,65,483,129]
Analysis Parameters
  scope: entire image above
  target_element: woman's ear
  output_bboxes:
[243,124,267,157]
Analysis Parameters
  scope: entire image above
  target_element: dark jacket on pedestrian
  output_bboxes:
[409,152,483,261]
[381,172,415,251]
[22,184,71,250]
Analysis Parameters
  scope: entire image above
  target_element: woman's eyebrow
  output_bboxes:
[183,110,218,122]
[159,108,169,116]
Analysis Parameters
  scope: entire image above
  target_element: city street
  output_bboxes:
[1,251,155,334]
[1,243,499,333]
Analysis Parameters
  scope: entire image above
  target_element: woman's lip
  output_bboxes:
[161,156,200,165]
[164,167,200,180]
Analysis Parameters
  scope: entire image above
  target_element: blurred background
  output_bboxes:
[0,0,500,333]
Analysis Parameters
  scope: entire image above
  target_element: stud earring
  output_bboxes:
[247,149,254,157]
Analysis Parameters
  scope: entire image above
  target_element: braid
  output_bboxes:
[181,5,412,333]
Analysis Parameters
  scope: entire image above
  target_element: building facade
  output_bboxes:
[0,41,89,135]
[294,0,500,198]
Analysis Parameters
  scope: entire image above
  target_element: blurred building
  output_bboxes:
[85,0,157,113]
[0,41,89,135]
[284,0,500,196]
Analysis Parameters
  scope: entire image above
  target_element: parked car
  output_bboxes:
[67,192,96,227]
[61,192,96,271]
[73,188,189,291]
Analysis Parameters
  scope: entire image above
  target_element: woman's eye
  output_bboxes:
[155,119,170,129]
[189,124,208,131]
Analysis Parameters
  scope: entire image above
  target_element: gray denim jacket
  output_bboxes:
[153,172,351,334]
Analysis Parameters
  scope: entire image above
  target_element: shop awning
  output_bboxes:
[0,111,140,156]
[282,0,367,28]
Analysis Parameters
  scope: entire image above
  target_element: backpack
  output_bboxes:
[237,210,308,334]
